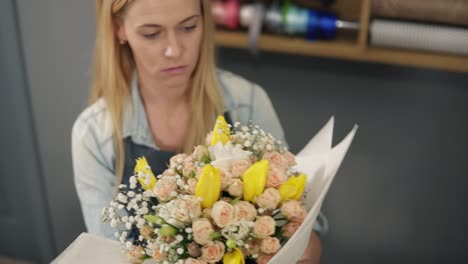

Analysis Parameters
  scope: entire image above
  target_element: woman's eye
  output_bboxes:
[183,25,197,32]
[143,32,160,39]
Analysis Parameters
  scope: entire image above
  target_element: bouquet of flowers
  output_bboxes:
[102,116,357,264]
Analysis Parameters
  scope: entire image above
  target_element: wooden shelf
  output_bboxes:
[214,0,468,73]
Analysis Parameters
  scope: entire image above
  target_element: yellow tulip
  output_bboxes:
[243,160,270,202]
[279,173,307,201]
[134,157,156,190]
[211,115,231,146]
[195,164,221,208]
[223,248,245,264]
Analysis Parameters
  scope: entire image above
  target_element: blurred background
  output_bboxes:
[1,0,468,263]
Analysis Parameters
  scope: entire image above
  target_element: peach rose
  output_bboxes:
[170,153,187,167]
[233,201,257,222]
[260,237,281,254]
[266,166,287,188]
[187,178,198,195]
[211,201,234,228]
[242,238,261,256]
[200,241,225,263]
[192,218,214,245]
[282,222,301,238]
[126,245,145,264]
[220,168,233,190]
[192,145,208,161]
[230,159,251,178]
[281,151,297,167]
[173,196,201,223]
[281,200,307,223]
[202,208,212,220]
[227,179,243,197]
[253,216,276,238]
[186,258,207,264]
[183,162,196,177]
[262,151,289,170]
[162,168,176,177]
[152,176,177,201]
[151,248,167,261]
[256,188,281,210]
[257,254,273,264]
[187,242,202,257]
[139,225,153,240]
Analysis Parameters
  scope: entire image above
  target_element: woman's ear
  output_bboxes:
[114,22,127,44]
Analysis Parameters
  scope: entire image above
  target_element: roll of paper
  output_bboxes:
[370,19,468,55]
[372,0,468,27]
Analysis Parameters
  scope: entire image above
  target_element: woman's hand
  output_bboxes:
[297,231,322,264]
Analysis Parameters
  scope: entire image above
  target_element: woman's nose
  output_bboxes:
[164,32,181,58]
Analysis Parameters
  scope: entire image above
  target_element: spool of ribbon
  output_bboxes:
[211,0,240,30]
[306,10,338,40]
[265,1,284,33]
[247,3,265,55]
[282,1,359,40]
[283,2,309,34]
[240,4,255,28]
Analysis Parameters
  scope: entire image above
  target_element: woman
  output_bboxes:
[72,0,324,262]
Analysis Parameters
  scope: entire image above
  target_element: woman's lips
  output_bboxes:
[161,65,188,75]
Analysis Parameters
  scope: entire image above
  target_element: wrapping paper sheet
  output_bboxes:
[372,0,468,27]
[370,19,468,55]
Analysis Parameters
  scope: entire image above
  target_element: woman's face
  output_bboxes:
[116,0,203,89]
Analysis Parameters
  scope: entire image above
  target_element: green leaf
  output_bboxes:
[159,225,178,236]
[201,154,211,164]
[144,215,165,225]
[139,255,152,261]
[226,239,237,249]
[210,231,222,239]
[229,197,241,205]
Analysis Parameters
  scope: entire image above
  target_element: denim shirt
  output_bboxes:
[72,69,327,240]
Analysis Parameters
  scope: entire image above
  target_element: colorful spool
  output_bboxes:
[283,1,339,40]
[240,4,255,28]
[212,0,240,30]
[265,2,283,33]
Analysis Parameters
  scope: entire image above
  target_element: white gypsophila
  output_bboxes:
[117,193,128,203]
[135,194,143,201]
[118,204,124,210]
[221,220,252,242]
[110,219,118,228]
[125,241,132,249]
[155,202,184,228]
[125,222,132,230]
[209,142,252,171]
[137,218,145,228]
[129,176,137,185]
[127,191,135,198]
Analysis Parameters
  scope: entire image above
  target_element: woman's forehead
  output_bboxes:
[124,0,201,27]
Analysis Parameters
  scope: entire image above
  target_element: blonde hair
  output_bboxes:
[91,0,224,188]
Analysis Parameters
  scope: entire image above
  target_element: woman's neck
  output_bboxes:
[137,73,191,111]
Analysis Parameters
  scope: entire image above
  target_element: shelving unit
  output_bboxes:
[215,0,468,73]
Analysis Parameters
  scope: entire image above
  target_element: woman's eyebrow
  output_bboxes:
[137,15,200,29]
[178,14,200,24]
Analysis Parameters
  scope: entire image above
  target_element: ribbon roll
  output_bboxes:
[247,3,265,55]
[283,3,309,34]
[265,1,284,33]
[240,4,255,28]
[211,0,240,30]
